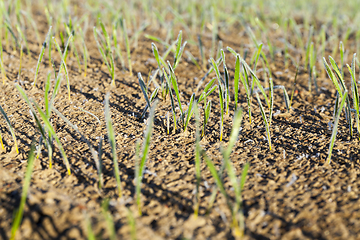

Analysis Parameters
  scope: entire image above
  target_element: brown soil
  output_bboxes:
[1,12,360,240]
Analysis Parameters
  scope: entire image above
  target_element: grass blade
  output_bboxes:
[256,92,272,151]
[234,54,240,110]
[164,69,177,133]
[193,102,201,217]
[34,103,71,175]
[218,84,224,141]
[202,100,212,138]
[168,63,184,121]
[326,90,348,165]
[136,101,157,215]
[53,108,103,189]
[184,93,195,132]
[105,93,122,197]
[120,19,132,76]
[10,142,36,240]
[34,26,52,86]
[0,104,18,154]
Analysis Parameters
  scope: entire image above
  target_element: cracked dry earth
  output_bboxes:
[1,22,360,240]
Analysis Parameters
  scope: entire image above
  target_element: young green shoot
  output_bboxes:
[221,108,248,237]
[164,69,177,133]
[221,50,230,115]
[290,65,299,108]
[10,142,36,240]
[34,26,52,86]
[326,90,348,165]
[325,56,353,138]
[256,92,272,151]
[201,100,212,138]
[34,102,71,175]
[168,62,184,124]
[120,19,132,76]
[15,84,71,174]
[53,108,104,189]
[53,35,72,100]
[234,54,240,111]
[347,54,360,140]
[184,93,195,132]
[193,102,201,218]
[94,23,115,86]
[138,72,159,119]
[0,104,19,153]
[304,25,313,71]
[173,31,187,70]
[105,93,122,197]
[101,199,116,240]
[211,58,225,141]
[135,100,157,215]
[126,208,137,240]
[203,108,249,238]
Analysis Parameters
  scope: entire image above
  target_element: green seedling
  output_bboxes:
[304,25,313,71]
[308,42,318,93]
[201,100,212,138]
[218,85,225,142]
[86,214,96,240]
[135,101,157,215]
[126,208,137,240]
[221,50,230,115]
[15,24,30,57]
[173,30,187,70]
[340,41,344,80]
[193,102,201,217]
[129,22,149,48]
[53,35,72,100]
[256,92,272,151]
[105,93,122,197]
[17,44,24,81]
[211,58,225,141]
[151,42,169,99]
[138,72,159,119]
[185,50,201,70]
[0,104,18,153]
[197,34,207,70]
[347,54,360,140]
[94,23,115,86]
[203,108,249,238]
[120,18,132,75]
[0,29,6,84]
[290,65,299,108]
[53,108,104,189]
[324,56,353,138]
[195,57,223,95]
[240,60,253,123]
[163,69,177,133]
[16,84,71,174]
[168,62,184,124]
[184,93,195,132]
[101,199,116,240]
[229,51,269,110]
[34,103,71,175]
[326,90,348,165]
[216,41,223,61]
[34,26,52,86]
[10,142,36,240]
[111,23,124,70]
[210,6,217,59]
[197,78,217,104]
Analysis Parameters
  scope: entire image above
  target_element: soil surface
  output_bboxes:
[1,7,360,240]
